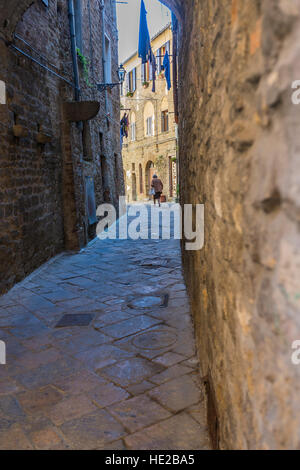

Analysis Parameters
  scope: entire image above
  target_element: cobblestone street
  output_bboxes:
[0,206,210,450]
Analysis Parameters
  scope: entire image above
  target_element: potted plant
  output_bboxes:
[142,81,149,89]
[126,91,134,97]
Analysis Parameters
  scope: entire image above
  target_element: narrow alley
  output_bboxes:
[1,0,300,453]
[0,205,210,450]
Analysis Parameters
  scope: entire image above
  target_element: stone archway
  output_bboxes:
[145,160,155,197]
[0,1,184,41]
[159,0,183,20]
[0,0,35,39]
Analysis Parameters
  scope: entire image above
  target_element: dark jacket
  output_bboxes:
[151,178,163,193]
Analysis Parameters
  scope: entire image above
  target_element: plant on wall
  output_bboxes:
[155,155,166,174]
[76,48,93,87]
[126,91,134,97]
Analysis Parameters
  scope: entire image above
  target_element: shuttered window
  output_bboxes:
[161,110,169,133]
[146,117,153,136]
[131,122,136,141]
[142,63,150,82]
[127,68,137,93]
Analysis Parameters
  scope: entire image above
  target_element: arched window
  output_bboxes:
[139,164,143,194]
[130,112,136,141]
[144,102,155,137]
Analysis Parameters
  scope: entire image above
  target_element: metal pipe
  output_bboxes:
[14,33,60,71]
[68,0,80,101]
[10,44,75,88]
[100,0,108,113]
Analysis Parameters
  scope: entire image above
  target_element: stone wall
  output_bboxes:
[0,0,123,294]
[163,0,300,450]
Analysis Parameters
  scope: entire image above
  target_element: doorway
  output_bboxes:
[132,172,137,201]
[145,161,155,197]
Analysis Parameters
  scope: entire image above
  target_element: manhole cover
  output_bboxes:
[55,314,94,328]
[132,330,177,350]
[128,294,169,309]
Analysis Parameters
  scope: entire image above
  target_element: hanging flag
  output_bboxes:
[138,0,151,64]
[163,51,171,90]
[151,50,157,92]
[138,0,157,93]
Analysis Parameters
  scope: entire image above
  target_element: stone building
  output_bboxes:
[0,0,124,294]
[162,0,300,450]
[121,24,177,202]
[2,0,300,451]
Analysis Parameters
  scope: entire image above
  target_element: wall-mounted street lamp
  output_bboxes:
[97,64,126,92]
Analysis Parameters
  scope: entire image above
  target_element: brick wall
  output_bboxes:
[164,0,300,450]
[0,0,123,294]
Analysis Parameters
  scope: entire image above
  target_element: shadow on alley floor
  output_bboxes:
[0,204,210,450]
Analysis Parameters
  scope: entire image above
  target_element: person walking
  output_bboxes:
[151,175,164,207]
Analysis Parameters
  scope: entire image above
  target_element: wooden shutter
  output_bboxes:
[141,64,145,82]
[133,68,136,91]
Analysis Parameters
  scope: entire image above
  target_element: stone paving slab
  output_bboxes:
[0,207,210,449]
[124,412,211,450]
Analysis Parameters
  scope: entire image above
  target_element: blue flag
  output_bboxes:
[138,0,151,64]
[163,51,171,90]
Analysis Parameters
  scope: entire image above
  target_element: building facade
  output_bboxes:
[121,24,177,203]
[0,0,124,294]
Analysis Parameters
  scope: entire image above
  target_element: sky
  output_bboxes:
[117,0,171,63]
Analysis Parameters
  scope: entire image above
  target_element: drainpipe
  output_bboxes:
[100,0,108,113]
[68,0,80,101]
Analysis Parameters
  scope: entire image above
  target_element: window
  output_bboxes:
[139,164,143,194]
[146,117,153,137]
[130,112,136,141]
[157,41,170,73]
[126,68,137,93]
[144,102,154,137]
[41,0,49,6]
[141,62,150,82]
[161,110,169,133]
[131,122,136,141]
[104,35,112,83]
